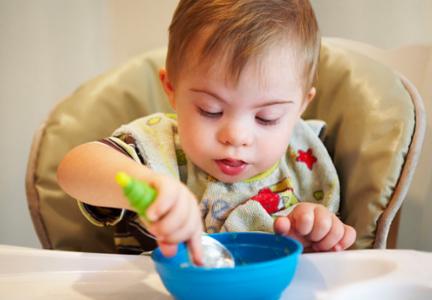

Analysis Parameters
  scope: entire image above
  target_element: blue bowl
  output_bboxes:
[151,232,303,300]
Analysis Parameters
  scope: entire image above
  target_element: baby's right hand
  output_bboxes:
[142,174,204,265]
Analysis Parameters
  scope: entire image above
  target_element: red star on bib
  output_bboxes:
[251,188,280,214]
[296,148,317,170]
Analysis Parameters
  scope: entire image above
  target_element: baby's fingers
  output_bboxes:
[158,198,199,243]
[313,214,344,251]
[274,217,311,249]
[146,179,178,221]
[334,224,356,250]
[274,216,292,235]
[158,241,178,258]
[290,204,315,236]
[308,205,332,242]
[187,231,204,266]
[150,188,191,237]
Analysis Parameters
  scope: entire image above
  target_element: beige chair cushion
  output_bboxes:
[26,49,172,252]
[304,39,422,248]
[26,39,423,252]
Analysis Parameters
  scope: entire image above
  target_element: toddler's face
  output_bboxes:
[161,45,314,183]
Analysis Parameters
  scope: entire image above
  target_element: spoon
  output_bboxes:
[142,232,235,268]
[139,229,235,268]
[115,172,235,268]
[192,234,235,268]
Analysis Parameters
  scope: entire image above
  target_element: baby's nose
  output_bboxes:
[217,123,253,147]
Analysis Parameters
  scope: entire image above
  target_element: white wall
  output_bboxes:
[311,0,432,48]
[0,0,177,248]
[1,0,431,251]
[0,0,110,247]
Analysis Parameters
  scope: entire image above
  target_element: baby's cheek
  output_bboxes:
[260,135,289,158]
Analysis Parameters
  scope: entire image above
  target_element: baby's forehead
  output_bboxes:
[182,42,304,84]
[176,51,305,99]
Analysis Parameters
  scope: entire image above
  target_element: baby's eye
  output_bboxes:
[197,107,223,118]
[255,116,280,126]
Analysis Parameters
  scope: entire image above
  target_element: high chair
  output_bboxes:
[25,38,426,252]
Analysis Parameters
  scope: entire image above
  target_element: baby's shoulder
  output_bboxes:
[290,119,327,145]
[112,112,179,143]
[128,112,178,129]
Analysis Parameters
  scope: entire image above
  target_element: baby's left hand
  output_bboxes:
[274,203,356,252]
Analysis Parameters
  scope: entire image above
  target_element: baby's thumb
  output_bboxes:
[274,216,292,236]
[158,241,178,258]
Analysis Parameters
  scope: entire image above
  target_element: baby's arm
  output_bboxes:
[57,142,203,263]
[274,203,356,252]
[57,142,151,210]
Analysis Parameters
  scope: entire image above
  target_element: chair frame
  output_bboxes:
[377,74,426,248]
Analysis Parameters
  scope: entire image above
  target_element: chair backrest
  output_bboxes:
[306,39,426,248]
[25,39,425,252]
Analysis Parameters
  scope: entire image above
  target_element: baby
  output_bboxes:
[57,0,356,264]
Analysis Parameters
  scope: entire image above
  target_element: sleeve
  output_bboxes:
[77,134,143,227]
[77,201,125,227]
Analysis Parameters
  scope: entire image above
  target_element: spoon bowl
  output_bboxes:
[195,234,235,268]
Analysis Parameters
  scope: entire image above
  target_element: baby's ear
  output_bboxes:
[300,87,316,114]
[306,87,316,103]
[159,69,176,109]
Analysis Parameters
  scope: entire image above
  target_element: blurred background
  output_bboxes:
[1,0,431,250]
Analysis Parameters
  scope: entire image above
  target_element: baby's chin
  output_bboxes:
[193,158,270,184]
[212,175,244,184]
[208,169,261,184]
[210,164,280,184]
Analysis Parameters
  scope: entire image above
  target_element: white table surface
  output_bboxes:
[1,245,431,299]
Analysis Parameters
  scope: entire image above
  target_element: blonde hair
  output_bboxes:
[166,0,320,90]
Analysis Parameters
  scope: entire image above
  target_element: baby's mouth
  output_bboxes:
[215,159,248,176]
